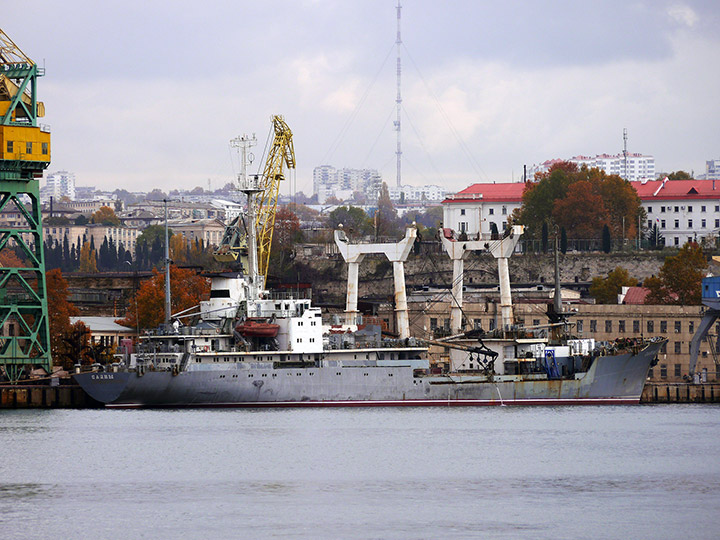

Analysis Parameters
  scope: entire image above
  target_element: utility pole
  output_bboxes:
[394,1,402,188]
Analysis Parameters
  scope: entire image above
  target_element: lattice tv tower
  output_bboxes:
[394,1,402,188]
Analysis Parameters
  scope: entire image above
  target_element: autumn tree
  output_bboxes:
[645,242,707,305]
[91,206,121,226]
[45,269,81,368]
[514,161,642,241]
[118,265,210,330]
[78,242,98,272]
[273,207,303,253]
[374,182,401,238]
[169,233,188,265]
[0,248,23,267]
[552,179,608,239]
[589,267,638,304]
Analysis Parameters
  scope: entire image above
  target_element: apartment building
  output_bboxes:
[528,153,655,182]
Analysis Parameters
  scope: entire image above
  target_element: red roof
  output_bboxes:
[443,182,526,204]
[631,179,720,200]
[621,286,649,305]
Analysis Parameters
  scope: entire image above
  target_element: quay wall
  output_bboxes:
[641,383,720,403]
[0,383,102,409]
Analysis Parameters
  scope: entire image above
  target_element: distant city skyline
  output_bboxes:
[6,1,719,194]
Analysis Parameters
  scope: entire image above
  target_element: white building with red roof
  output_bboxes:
[633,178,720,247]
[442,182,525,237]
[443,177,720,246]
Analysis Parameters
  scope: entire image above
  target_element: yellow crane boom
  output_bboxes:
[255,115,295,284]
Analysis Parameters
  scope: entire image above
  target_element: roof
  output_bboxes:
[70,317,134,333]
[632,179,720,201]
[621,286,649,305]
[443,182,526,204]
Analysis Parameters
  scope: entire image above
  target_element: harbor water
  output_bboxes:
[1,405,719,539]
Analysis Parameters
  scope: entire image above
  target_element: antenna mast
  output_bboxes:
[623,127,628,181]
[394,1,402,188]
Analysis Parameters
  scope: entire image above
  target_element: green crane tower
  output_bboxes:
[0,29,52,382]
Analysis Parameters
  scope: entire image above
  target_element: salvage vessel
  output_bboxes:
[74,124,662,408]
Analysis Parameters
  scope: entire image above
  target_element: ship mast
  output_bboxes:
[164,198,171,325]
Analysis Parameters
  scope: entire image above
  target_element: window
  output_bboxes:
[674,237,679,246]
[26,142,32,154]
[702,206,706,212]
[660,206,665,213]
[648,368,654,379]
[590,320,597,333]
[577,320,583,333]
[674,206,679,213]
[488,319,496,331]
[460,209,465,215]
[647,320,654,333]
[42,142,48,155]
[648,207,653,213]
[502,206,507,215]
[647,220,653,229]
[489,208,494,215]
[674,220,679,229]
[661,220,666,228]
[633,320,640,333]
[430,318,437,330]
[716,219,720,228]
[6,141,12,153]
[605,320,612,333]
[660,321,667,333]
[473,319,482,330]
[618,320,625,333]
[674,321,681,333]
[688,206,693,212]
[674,342,681,354]
[689,321,695,333]
[702,219,706,228]
[688,219,693,228]
[660,364,667,379]
[675,364,682,377]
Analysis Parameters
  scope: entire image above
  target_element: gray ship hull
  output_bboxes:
[74,341,662,408]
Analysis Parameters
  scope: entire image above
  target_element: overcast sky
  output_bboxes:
[5,0,720,196]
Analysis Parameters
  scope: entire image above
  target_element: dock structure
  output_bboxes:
[440,226,524,334]
[0,30,53,382]
[334,225,416,339]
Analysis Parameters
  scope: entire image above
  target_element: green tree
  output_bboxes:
[327,206,372,236]
[589,267,638,304]
[602,225,611,253]
[666,171,692,180]
[645,242,707,305]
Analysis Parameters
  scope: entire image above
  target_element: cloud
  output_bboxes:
[667,4,699,26]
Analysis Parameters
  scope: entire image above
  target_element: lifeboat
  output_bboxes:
[235,318,279,338]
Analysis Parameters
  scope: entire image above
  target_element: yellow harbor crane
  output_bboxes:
[213,115,295,285]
